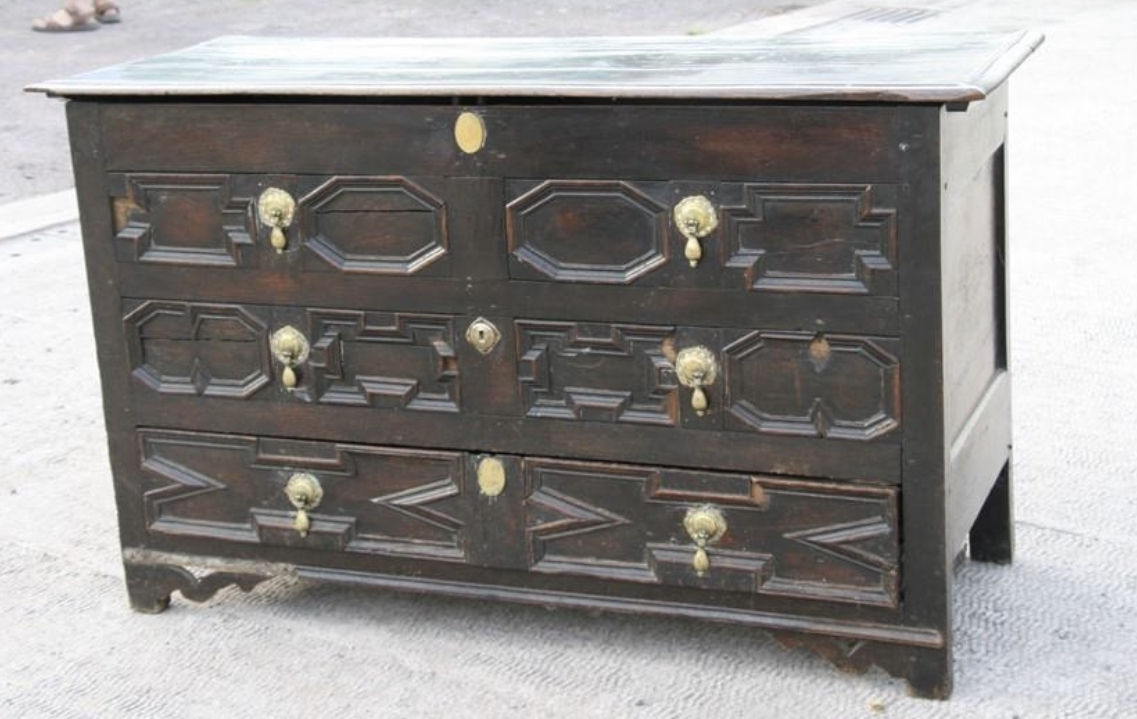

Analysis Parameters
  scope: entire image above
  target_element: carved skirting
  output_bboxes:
[770,630,950,699]
[122,556,278,613]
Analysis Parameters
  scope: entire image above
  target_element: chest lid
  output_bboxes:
[29,32,1041,103]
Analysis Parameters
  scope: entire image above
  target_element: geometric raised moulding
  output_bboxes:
[723,184,897,294]
[138,429,470,561]
[507,180,670,284]
[300,176,449,274]
[112,173,255,267]
[306,310,460,413]
[521,458,899,606]
[123,301,271,399]
[516,320,679,426]
[723,331,900,440]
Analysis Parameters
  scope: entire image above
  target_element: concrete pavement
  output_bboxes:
[0,0,812,206]
[3,1,1137,717]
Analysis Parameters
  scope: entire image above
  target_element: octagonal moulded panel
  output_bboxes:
[723,331,900,441]
[299,176,449,274]
[507,180,670,284]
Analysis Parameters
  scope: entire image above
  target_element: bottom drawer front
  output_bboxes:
[134,428,898,608]
[522,458,899,608]
[138,429,477,562]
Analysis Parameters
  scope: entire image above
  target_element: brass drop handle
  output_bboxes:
[673,195,718,268]
[270,325,310,391]
[684,506,727,575]
[285,473,323,537]
[675,345,718,416]
[258,187,296,253]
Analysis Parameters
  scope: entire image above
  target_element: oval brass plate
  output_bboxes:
[477,457,506,497]
[454,111,487,154]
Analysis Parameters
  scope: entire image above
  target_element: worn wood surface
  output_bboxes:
[56,33,1034,698]
[97,103,907,182]
[890,103,956,700]
[30,32,1042,102]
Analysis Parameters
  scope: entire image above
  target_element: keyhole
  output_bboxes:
[466,318,500,354]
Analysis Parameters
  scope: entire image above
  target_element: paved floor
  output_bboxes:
[0,0,811,205]
[2,0,1136,717]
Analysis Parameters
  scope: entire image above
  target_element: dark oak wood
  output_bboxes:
[95,103,907,183]
[45,34,1039,699]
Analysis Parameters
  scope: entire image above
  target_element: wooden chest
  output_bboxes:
[33,32,1042,698]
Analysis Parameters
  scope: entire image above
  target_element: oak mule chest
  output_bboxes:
[33,32,1042,698]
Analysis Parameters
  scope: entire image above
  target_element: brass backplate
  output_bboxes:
[477,457,506,497]
[257,187,296,228]
[684,505,727,544]
[673,194,718,239]
[675,345,718,388]
[285,473,323,510]
[466,317,502,355]
[270,325,310,366]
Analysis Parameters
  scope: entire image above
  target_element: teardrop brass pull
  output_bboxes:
[285,473,323,537]
[675,345,718,416]
[270,325,310,391]
[673,195,718,268]
[684,506,727,576]
[258,187,296,253]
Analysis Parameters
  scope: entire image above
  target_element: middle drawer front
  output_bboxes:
[124,301,902,481]
[136,428,900,609]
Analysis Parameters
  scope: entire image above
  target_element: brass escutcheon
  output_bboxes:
[466,317,502,355]
[675,345,718,416]
[477,456,507,497]
[454,111,487,154]
[270,325,310,390]
[285,473,323,537]
[673,195,718,268]
[683,505,727,576]
[257,187,297,253]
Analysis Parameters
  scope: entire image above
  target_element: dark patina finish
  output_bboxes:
[32,32,1041,698]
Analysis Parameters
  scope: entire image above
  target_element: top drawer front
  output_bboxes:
[99,103,905,183]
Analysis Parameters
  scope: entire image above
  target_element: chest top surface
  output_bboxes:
[29,31,1041,103]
